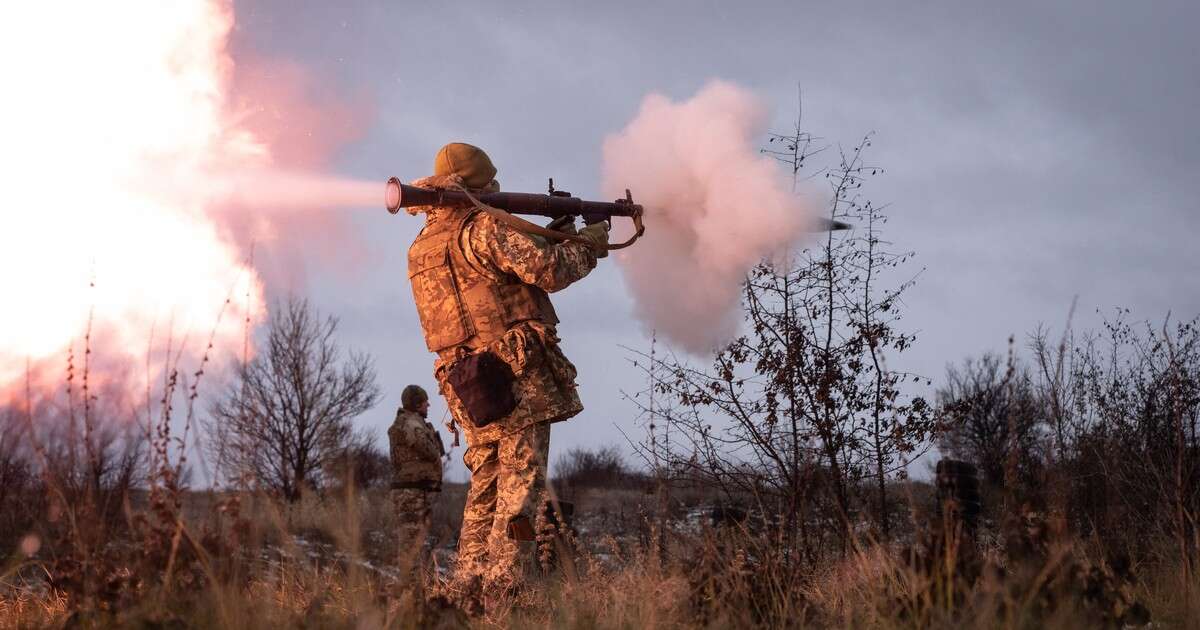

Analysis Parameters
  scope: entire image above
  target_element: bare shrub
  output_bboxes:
[1032,314,1200,561]
[208,296,380,501]
[554,446,634,492]
[327,435,390,491]
[937,351,1043,488]
[937,312,1200,568]
[0,406,35,551]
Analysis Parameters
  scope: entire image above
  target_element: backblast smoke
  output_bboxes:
[0,1,377,399]
[602,81,814,354]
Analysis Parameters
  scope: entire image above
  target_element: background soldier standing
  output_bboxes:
[403,142,608,610]
[387,384,444,582]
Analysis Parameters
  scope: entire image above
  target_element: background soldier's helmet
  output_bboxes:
[401,384,429,412]
[433,142,497,189]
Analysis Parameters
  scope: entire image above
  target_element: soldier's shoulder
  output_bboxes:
[398,409,429,428]
[462,208,501,235]
[465,210,543,255]
[459,211,510,262]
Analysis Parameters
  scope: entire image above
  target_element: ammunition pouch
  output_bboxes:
[447,350,517,428]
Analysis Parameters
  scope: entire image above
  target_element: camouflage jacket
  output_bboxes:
[387,408,444,489]
[406,175,595,446]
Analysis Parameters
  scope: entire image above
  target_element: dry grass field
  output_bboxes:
[0,469,1195,629]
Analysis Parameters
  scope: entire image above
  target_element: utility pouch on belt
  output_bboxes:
[447,351,517,428]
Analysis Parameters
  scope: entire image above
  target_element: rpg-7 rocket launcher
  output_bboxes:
[385,177,647,250]
[384,176,851,250]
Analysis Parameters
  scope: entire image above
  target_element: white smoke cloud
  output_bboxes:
[601,80,812,353]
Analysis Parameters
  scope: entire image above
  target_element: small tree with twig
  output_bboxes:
[626,101,933,563]
[209,296,379,502]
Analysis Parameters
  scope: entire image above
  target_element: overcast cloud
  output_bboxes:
[230,0,1199,480]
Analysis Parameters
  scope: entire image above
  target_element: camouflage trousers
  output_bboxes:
[456,421,550,594]
[392,488,433,580]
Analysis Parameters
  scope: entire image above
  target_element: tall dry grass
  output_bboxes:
[2,463,1197,628]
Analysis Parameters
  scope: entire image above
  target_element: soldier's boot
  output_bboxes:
[448,573,484,618]
[481,578,519,617]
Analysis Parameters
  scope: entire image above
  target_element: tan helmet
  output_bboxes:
[401,384,429,411]
[433,142,497,189]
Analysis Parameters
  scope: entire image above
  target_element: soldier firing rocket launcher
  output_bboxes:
[385,176,648,250]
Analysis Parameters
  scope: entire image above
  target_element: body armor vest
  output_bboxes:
[408,210,558,352]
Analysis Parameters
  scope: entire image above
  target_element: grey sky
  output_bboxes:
[232,0,1200,480]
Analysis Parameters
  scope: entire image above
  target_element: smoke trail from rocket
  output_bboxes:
[601,81,814,354]
[0,1,377,397]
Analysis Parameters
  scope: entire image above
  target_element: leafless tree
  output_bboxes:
[209,297,380,501]
[849,177,933,538]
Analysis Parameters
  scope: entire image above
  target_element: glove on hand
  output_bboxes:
[578,222,610,258]
[545,216,578,235]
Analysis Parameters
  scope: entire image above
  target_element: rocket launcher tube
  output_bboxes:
[385,177,642,222]
[384,176,848,247]
[385,176,648,251]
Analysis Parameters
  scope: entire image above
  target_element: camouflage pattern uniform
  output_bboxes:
[388,406,444,576]
[405,171,597,597]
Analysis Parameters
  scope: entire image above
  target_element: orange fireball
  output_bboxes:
[0,1,267,393]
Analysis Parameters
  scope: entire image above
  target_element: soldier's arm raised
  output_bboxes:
[462,212,597,292]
